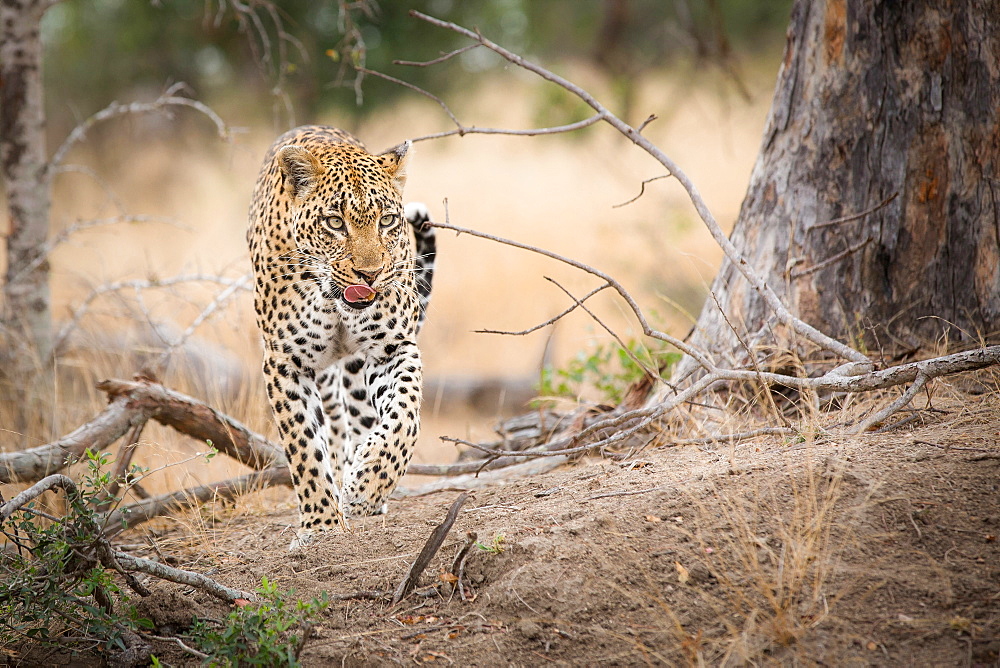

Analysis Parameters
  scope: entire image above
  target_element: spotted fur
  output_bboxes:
[247,125,435,549]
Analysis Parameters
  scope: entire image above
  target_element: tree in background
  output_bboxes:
[1,0,54,426]
[680,0,999,376]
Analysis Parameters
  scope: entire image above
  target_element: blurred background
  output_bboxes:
[14,0,793,491]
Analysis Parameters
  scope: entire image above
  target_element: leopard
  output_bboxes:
[247,125,435,549]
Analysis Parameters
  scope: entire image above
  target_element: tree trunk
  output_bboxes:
[683,0,1000,372]
[1,0,54,431]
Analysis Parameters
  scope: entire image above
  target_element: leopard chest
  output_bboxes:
[260,281,418,370]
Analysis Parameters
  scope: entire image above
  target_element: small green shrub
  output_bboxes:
[537,338,680,405]
[187,577,329,667]
[0,450,153,654]
[475,534,507,555]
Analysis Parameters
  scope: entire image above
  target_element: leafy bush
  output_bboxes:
[0,451,153,654]
[187,577,329,667]
[537,339,680,405]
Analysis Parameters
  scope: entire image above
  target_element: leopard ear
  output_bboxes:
[278,145,323,199]
[377,141,411,195]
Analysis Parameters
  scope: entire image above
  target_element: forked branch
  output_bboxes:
[405,10,868,366]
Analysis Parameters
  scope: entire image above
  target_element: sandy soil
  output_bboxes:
[38,384,989,667]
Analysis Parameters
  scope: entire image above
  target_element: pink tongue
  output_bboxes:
[343,284,376,303]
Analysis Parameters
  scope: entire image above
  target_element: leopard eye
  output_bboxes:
[379,214,399,230]
[322,215,345,232]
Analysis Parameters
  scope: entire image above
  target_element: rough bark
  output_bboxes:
[0,0,53,385]
[685,0,1000,369]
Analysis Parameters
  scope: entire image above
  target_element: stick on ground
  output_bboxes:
[391,492,469,605]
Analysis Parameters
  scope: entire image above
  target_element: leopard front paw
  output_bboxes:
[288,529,319,551]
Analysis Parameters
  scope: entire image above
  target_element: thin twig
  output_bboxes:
[545,277,660,383]
[808,193,899,230]
[791,237,873,279]
[612,174,671,208]
[393,44,480,67]
[361,67,606,143]
[476,282,612,336]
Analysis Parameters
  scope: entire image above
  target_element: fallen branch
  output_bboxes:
[112,551,253,603]
[102,466,292,538]
[391,492,469,605]
[394,456,570,497]
[97,378,284,470]
[1,474,78,521]
[1,474,254,607]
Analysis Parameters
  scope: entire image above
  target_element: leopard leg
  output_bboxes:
[334,354,380,503]
[263,351,345,548]
[340,342,422,517]
[316,365,348,488]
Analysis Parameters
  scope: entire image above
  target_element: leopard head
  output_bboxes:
[277,140,411,309]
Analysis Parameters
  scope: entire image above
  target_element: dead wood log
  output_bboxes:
[96,378,284,470]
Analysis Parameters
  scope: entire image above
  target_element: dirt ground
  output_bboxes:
[33,384,986,667]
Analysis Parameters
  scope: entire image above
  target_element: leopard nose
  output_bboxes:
[353,268,381,284]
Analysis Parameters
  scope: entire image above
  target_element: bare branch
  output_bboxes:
[96,378,284,470]
[1,474,77,521]
[358,67,461,128]
[9,214,185,288]
[359,67,606,143]
[409,10,868,365]
[153,273,252,373]
[665,427,796,446]
[397,457,569,498]
[426,219,716,372]
[850,372,930,434]
[113,550,253,603]
[102,466,290,537]
[0,395,144,484]
[53,273,250,355]
[545,276,661,384]
[49,83,233,172]
[410,114,606,144]
[1,472,254,603]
